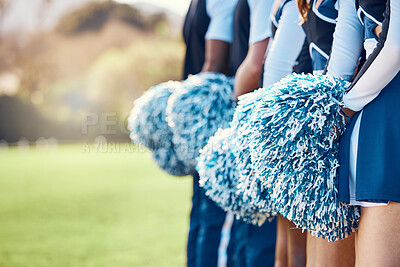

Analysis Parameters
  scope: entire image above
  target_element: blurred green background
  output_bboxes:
[0,0,192,266]
[0,145,191,266]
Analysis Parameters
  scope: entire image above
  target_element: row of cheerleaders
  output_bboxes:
[128,71,358,242]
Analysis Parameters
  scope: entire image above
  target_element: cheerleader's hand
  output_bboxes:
[331,107,356,140]
[342,107,356,123]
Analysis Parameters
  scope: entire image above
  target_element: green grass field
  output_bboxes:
[0,144,192,267]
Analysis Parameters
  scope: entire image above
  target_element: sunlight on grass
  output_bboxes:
[0,144,192,267]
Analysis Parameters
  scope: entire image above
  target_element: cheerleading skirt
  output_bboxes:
[338,70,400,205]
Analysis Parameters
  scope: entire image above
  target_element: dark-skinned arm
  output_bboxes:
[201,39,231,75]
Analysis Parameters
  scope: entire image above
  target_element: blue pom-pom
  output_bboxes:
[197,88,279,225]
[128,81,192,176]
[232,89,277,216]
[197,128,275,225]
[248,73,360,241]
[167,73,236,171]
[151,147,193,177]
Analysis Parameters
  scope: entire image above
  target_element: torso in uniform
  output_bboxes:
[183,0,211,79]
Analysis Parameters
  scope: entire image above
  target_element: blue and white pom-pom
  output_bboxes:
[197,89,278,225]
[197,128,273,225]
[231,89,279,221]
[248,73,360,241]
[151,146,192,177]
[167,72,236,171]
[128,81,192,177]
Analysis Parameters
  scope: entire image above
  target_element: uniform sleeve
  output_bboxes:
[205,0,239,42]
[262,1,305,87]
[248,0,274,44]
[325,0,363,81]
[343,0,400,111]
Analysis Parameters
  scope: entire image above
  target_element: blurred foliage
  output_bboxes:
[0,1,185,143]
[56,1,167,35]
[87,39,184,113]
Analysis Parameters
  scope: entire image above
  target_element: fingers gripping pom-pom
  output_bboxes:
[249,74,360,241]
[128,81,192,177]
[197,128,275,225]
[167,73,236,172]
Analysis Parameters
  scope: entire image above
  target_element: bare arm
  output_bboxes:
[234,38,270,98]
[233,0,274,98]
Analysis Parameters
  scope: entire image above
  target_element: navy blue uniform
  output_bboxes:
[302,0,338,72]
[183,0,210,80]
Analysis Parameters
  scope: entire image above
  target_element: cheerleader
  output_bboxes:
[260,0,362,264]
[182,1,238,266]
[336,0,400,264]
[229,0,278,266]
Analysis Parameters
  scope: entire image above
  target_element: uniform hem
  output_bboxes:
[338,193,350,204]
[356,191,400,204]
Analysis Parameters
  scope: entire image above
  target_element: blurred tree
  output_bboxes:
[112,3,146,29]
[56,1,167,35]
[56,1,112,34]
[0,0,182,142]
[146,12,167,28]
